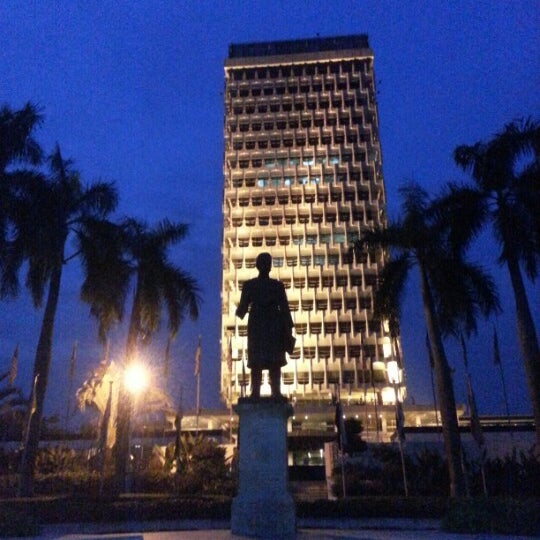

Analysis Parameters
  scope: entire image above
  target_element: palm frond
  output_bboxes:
[372,254,412,322]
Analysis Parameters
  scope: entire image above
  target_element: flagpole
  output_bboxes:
[460,334,487,496]
[65,341,77,437]
[391,339,408,497]
[334,385,347,498]
[18,375,38,496]
[426,333,441,441]
[194,336,201,433]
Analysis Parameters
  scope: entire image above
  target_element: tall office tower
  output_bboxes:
[221,35,405,407]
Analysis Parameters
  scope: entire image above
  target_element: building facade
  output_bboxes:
[221,35,405,408]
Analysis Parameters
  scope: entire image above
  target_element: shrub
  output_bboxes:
[442,498,540,536]
[0,508,40,537]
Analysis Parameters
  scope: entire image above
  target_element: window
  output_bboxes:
[328,155,339,165]
[334,232,345,243]
[300,255,311,266]
[273,257,284,268]
[279,235,290,245]
[320,234,331,244]
[314,255,325,266]
[257,178,267,188]
[306,234,317,245]
[264,159,275,168]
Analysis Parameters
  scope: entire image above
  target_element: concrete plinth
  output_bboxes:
[231,398,296,539]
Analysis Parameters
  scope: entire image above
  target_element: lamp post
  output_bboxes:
[123,362,148,492]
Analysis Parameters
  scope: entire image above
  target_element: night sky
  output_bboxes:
[1,1,538,423]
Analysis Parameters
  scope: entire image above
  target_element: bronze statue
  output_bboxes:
[236,252,294,399]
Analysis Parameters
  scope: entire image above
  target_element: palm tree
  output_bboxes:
[80,218,200,489]
[356,182,499,497]
[8,145,118,495]
[453,118,540,448]
[0,102,43,298]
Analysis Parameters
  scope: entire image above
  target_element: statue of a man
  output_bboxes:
[236,252,293,399]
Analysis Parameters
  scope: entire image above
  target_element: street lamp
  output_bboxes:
[123,362,148,492]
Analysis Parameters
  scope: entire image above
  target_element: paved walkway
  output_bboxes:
[23,519,532,540]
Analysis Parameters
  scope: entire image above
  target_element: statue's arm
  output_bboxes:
[279,282,294,328]
[236,282,250,319]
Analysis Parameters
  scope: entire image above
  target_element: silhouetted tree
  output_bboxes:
[453,118,540,447]
[356,182,499,496]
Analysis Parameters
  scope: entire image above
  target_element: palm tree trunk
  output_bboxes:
[506,256,540,450]
[113,282,141,491]
[420,267,466,497]
[18,263,63,497]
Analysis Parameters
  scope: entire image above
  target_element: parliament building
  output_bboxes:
[220,35,406,418]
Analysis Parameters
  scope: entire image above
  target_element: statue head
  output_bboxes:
[256,252,272,276]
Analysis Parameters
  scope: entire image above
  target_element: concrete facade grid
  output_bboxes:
[220,36,406,407]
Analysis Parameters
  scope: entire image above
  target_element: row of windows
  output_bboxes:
[227,171,377,188]
[232,369,386,387]
[228,152,372,170]
[229,118,373,134]
[228,59,371,81]
[229,212,376,228]
[232,271,378,287]
[229,95,369,114]
[229,99,370,118]
[229,83,366,99]
[228,186,370,203]
[231,255,375,271]
[229,136,371,153]
[226,235,371,252]
[227,153,374,170]
[229,346,384,363]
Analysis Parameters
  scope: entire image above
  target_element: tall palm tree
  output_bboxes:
[80,218,200,489]
[356,182,499,497]
[9,145,118,496]
[453,118,540,448]
[0,102,43,297]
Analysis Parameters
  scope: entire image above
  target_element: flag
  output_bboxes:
[395,398,406,442]
[227,336,233,374]
[493,326,501,366]
[174,389,183,467]
[8,345,18,386]
[102,338,110,365]
[98,381,113,451]
[241,360,246,398]
[459,333,468,369]
[466,373,485,449]
[194,336,201,376]
[29,375,38,416]
[164,335,172,379]
[425,332,434,369]
[335,399,348,451]
[69,341,77,381]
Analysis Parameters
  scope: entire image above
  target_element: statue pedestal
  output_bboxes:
[231,398,296,539]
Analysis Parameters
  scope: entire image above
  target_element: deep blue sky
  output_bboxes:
[1,1,538,422]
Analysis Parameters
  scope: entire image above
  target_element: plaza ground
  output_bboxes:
[24,518,532,540]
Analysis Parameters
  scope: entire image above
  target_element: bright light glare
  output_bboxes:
[387,360,400,384]
[124,363,148,394]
